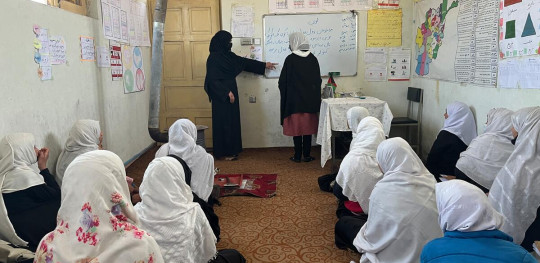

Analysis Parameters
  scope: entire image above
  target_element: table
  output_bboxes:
[316,97,393,168]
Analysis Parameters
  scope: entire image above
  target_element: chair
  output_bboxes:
[391,87,423,157]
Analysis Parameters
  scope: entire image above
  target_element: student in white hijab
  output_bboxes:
[34,150,164,263]
[55,119,102,184]
[455,108,514,192]
[489,107,540,250]
[334,117,385,252]
[346,107,370,139]
[426,101,477,181]
[155,119,215,202]
[421,180,536,263]
[353,138,442,263]
[0,133,60,250]
[279,32,322,163]
[135,157,247,263]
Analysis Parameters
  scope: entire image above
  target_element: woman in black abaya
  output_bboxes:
[204,30,275,160]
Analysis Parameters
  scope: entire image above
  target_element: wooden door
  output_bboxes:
[151,0,220,147]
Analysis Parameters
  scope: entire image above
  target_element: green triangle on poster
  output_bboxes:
[522,13,536,37]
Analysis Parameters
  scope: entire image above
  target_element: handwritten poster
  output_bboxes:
[364,48,388,81]
[269,0,373,13]
[100,0,149,46]
[498,57,540,89]
[37,28,51,67]
[39,66,52,81]
[110,44,123,80]
[33,24,53,81]
[367,9,402,47]
[80,36,96,61]
[49,36,66,65]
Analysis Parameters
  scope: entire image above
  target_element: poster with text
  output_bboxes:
[499,0,540,58]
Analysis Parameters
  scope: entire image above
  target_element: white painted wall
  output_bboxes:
[0,0,154,172]
[220,0,414,148]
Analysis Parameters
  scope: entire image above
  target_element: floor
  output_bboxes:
[126,146,359,263]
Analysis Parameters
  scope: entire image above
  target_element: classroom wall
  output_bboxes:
[0,0,154,172]
[220,0,414,148]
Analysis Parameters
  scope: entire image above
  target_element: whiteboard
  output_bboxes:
[263,12,358,78]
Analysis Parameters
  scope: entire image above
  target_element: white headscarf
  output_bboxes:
[489,106,540,244]
[289,32,310,57]
[346,107,370,139]
[55,120,101,185]
[456,108,514,189]
[437,180,504,232]
[0,133,44,246]
[442,101,477,145]
[353,138,442,263]
[34,150,164,263]
[135,157,217,263]
[155,119,215,202]
[336,117,384,213]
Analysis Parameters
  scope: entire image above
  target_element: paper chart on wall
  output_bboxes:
[49,36,66,65]
[232,5,255,37]
[129,0,151,47]
[268,0,373,13]
[123,46,145,93]
[97,46,111,68]
[378,0,399,8]
[80,36,96,61]
[100,0,149,46]
[367,9,402,47]
[364,48,388,81]
[110,44,123,81]
[498,57,540,89]
[499,0,540,59]
[388,47,411,81]
[33,25,53,81]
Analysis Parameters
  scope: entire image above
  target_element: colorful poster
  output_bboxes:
[499,0,540,58]
[414,0,498,86]
[33,25,53,81]
[123,46,145,93]
[367,9,402,47]
[378,0,399,8]
[110,44,123,81]
[80,36,96,61]
[388,48,411,81]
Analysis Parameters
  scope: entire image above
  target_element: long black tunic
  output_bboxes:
[2,168,61,251]
[205,55,265,158]
[278,53,322,124]
[426,130,468,181]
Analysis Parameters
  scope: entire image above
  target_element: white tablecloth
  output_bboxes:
[316,97,393,167]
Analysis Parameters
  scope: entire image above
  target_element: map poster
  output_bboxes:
[414,0,498,86]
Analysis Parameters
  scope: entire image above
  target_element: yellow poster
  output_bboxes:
[367,9,402,47]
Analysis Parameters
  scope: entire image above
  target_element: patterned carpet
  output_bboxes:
[127,146,359,263]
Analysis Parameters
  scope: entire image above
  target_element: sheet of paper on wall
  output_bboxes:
[49,36,67,65]
[364,48,387,64]
[268,0,373,13]
[39,66,52,81]
[365,64,387,81]
[499,0,540,59]
[497,59,519,89]
[388,48,410,81]
[97,46,111,68]
[519,57,540,89]
[250,45,263,61]
[367,9,402,47]
[80,36,96,61]
[378,0,399,8]
[232,5,255,37]
[127,0,150,47]
[37,28,51,67]
[110,43,123,80]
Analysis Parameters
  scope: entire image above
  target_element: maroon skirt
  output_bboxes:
[283,113,319,136]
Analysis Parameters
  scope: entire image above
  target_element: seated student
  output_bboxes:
[421,180,536,263]
[135,157,245,263]
[353,138,442,263]
[489,107,540,251]
[426,101,477,181]
[347,107,370,140]
[278,32,322,163]
[334,117,385,251]
[34,150,164,263]
[156,119,215,202]
[0,133,60,251]
[455,108,514,192]
[162,154,220,240]
[55,119,102,184]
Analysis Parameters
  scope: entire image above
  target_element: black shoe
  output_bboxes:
[290,156,301,163]
[303,156,315,162]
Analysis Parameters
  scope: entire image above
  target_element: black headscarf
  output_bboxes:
[205,30,246,80]
[209,30,233,53]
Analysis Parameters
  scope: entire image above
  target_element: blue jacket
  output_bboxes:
[421,230,537,263]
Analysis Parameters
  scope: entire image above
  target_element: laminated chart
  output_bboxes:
[499,0,540,58]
